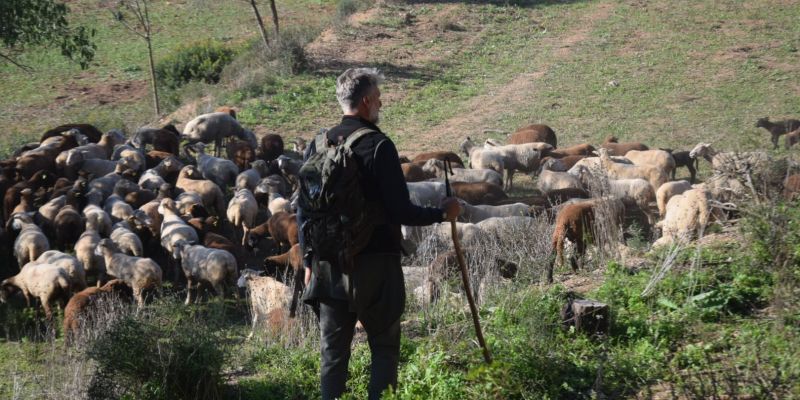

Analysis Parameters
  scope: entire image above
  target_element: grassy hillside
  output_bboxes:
[1,0,799,399]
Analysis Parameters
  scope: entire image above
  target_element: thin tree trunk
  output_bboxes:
[268,0,279,39]
[249,0,270,51]
[145,35,160,117]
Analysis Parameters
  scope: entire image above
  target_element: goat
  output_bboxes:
[755,117,800,149]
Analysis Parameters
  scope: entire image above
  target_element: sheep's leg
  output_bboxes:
[41,296,53,320]
[185,280,194,305]
[213,283,225,300]
[688,162,697,184]
[572,239,585,272]
[247,313,258,340]
[134,287,145,308]
[772,134,779,150]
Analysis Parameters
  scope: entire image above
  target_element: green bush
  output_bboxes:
[86,299,228,400]
[155,40,235,90]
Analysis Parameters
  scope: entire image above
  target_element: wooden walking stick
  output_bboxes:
[444,160,493,364]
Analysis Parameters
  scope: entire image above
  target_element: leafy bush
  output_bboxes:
[155,40,235,90]
[86,299,228,400]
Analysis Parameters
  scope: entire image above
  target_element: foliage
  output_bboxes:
[86,299,229,400]
[0,0,96,69]
[155,40,235,90]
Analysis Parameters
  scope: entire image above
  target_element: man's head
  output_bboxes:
[336,68,384,124]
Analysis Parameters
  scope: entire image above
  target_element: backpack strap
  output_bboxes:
[342,127,378,149]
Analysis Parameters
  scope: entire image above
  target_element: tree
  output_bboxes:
[247,0,279,52]
[0,0,96,70]
[113,0,160,117]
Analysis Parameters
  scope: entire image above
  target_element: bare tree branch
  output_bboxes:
[0,51,34,72]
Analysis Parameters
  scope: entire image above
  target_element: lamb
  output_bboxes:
[456,200,529,223]
[95,239,162,307]
[410,151,465,168]
[110,225,144,256]
[174,240,238,305]
[661,149,698,183]
[451,182,508,205]
[12,214,50,268]
[401,162,434,182]
[262,243,304,317]
[536,159,584,193]
[186,142,239,190]
[0,263,71,319]
[600,136,649,156]
[63,279,130,341]
[236,160,271,191]
[182,112,245,156]
[138,155,183,191]
[421,159,503,186]
[175,165,226,217]
[784,127,800,150]
[30,250,87,291]
[624,149,676,177]
[755,117,800,149]
[74,226,106,286]
[483,141,550,190]
[237,269,292,339]
[656,180,692,217]
[653,188,713,247]
[507,124,558,148]
[459,137,505,176]
[227,188,258,245]
[596,148,668,191]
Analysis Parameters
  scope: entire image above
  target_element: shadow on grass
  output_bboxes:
[310,59,442,84]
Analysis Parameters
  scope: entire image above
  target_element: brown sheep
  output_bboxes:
[410,151,465,168]
[152,125,181,155]
[40,124,103,144]
[259,133,285,162]
[267,212,299,251]
[756,117,800,149]
[546,143,595,158]
[63,279,131,341]
[227,139,256,172]
[205,232,246,270]
[4,170,56,223]
[547,202,595,283]
[508,124,558,148]
[145,150,175,169]
[16,134,78,181]
[401,163,434,182]
[783,174,800,201]
[785,128,800,150]
[214,106,237,119]
[600,136,649,156]
[451,182,508,205]
[263,243,304,318]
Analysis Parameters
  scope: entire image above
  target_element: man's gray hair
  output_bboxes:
[336,68,384,113]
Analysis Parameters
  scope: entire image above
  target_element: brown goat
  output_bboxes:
[600,136,649,156]
[401,163,434,182]
[259,134,285,162]
[755,117,800,149]
[783,174,800,201]
[410,151,465,168]
[508,124,558,148]
[546,143,595,158]
[451,182,508,205]
[63,279,131,341]
[227,139,256,171]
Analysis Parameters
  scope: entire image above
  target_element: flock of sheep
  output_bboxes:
[0,107,798,341]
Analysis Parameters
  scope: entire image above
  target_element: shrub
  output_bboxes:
[155,40,235,90]
[86,299,228,400]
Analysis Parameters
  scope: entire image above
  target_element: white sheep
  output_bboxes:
[175,241,238,305]
[459,137,505,176]
[0,263,71,319]
[656,180,692,217]
[653,188,712,247]
[227,188,258,245]
[95,239,162,307]
[407,181,447,207]
[483,141,551,190]
[83,203,112,237]
[537,159,584,193]
[159,198,200,261]
[624,149,676,176]
[187,142,239,189]
[596,148,668,192]
[12,214,50,268]
[30,250,87,291]
[110,225,144,256]
[75,226,106,286]
[175,165,226,217]
[138,156,183,191]
[689,142,770,174]
[103,193,135,223]
[422,159,503,186]
[237,269,292,339]
[236,160,271,191]
[457,200,529,223]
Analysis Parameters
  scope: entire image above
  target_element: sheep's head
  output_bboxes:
[173,239,190,260]
[158,198,177,215]
[421,158,442,175]
[95,238,116,257]
[0,280,18,303]
[236,269,263,288]
[596,147,610,160]
[689,143,711,160]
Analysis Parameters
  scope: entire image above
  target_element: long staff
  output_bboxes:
[444,160,492,364]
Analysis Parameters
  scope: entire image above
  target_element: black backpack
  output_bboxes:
[298,128,385,273]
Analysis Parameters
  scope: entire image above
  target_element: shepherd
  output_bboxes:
[297,67,461,400]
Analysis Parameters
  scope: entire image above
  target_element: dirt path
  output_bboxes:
[402,2,616,152]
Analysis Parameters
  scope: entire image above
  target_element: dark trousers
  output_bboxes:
[316,252,405,400]
[319,299,401,400]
